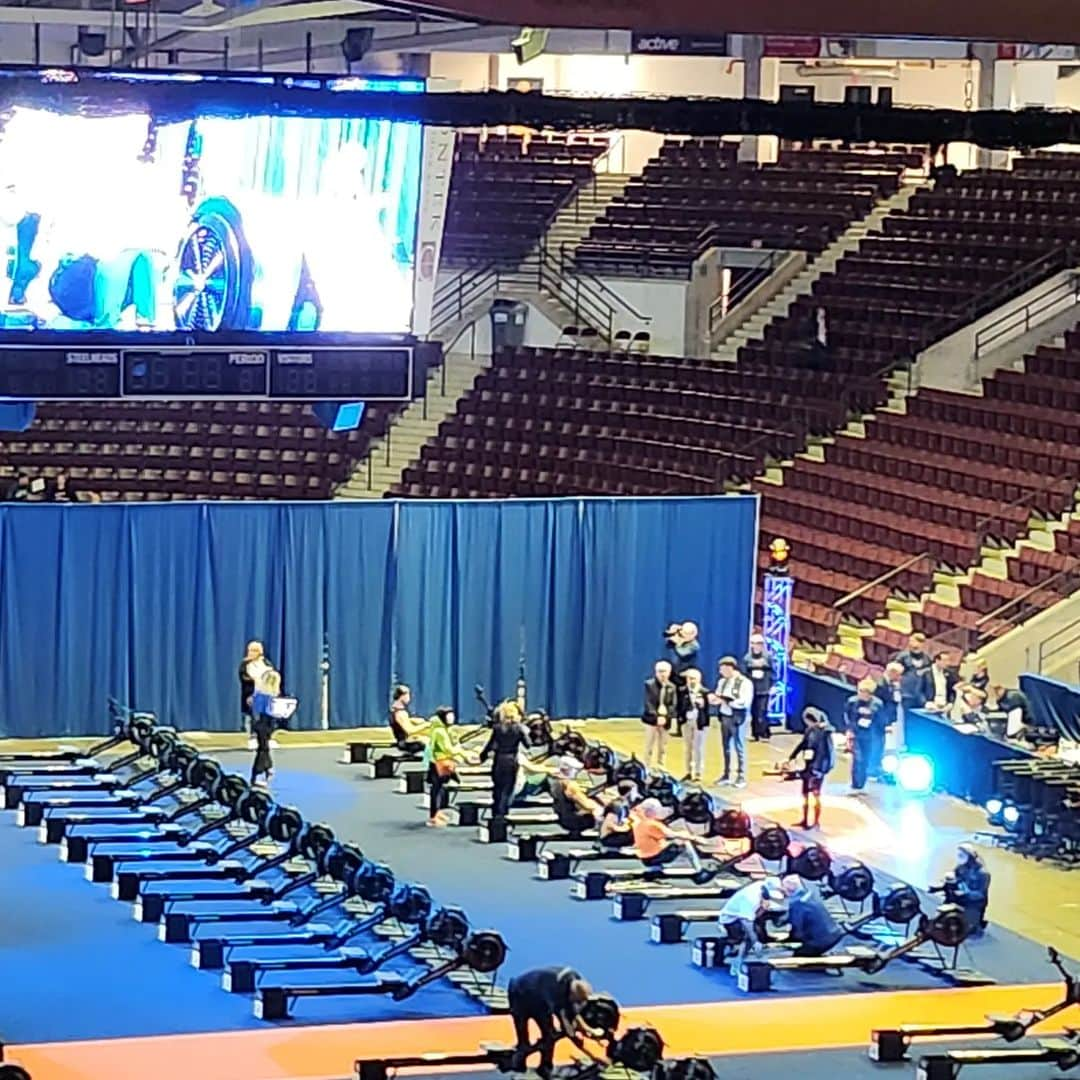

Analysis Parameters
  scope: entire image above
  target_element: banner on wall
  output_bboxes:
[410,124,456,340]
[763,36,856,58]
[630,32,730,56]
[998,44,1078,60]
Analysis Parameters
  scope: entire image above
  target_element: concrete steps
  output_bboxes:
[712,181,925,362]
[543,174,632,260]
[336,354,490,499]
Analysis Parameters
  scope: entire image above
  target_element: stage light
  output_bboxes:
[1002,803,1021,828]
[896,754,934,796]
[768,537,790,574]
[985,797,1005,826]
[881,751,899,777]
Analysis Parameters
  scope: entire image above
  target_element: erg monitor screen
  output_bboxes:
[0,68,424,337]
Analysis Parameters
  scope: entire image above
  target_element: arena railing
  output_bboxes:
[933,559,1080,660]
[974,270,1080,359]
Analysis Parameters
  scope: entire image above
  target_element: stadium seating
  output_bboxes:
[574,140,912,278]
[442,131,609,268]
[0,400,403,501]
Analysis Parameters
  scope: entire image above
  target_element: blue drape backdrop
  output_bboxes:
[0,496,758,738]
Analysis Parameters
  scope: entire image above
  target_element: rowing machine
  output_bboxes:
[616,875,747,921]
[915,1037,1080,1080]
[253,923,507,1019]
[538,845,640,880]
[0,701,149,764]
[740,903,972,993]
[871,947,1080,1062]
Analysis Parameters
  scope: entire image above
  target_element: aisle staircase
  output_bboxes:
[712,181,925,361]
[335,354,488,499]
[543,173,633,261]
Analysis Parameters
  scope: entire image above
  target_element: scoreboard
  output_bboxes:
[0,344,415,401]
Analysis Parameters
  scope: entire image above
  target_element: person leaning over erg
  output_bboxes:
[507,966,597,1079]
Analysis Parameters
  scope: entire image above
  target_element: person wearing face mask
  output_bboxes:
[642,660,677,768]
[678,668,711,783]
[743,632,776,741]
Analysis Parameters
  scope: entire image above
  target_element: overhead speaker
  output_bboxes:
[342,27,375,64]
[77,28,107,58]
[512,27,549,65]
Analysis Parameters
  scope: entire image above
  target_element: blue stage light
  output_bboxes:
[881,751,899,777]
[985,797,1003,816]
[1002,803,1021,828]
[896,753,934,795]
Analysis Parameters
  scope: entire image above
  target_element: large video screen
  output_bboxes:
[0,70,423,336]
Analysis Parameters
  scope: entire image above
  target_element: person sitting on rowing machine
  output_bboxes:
[508,966,605,1080]
[931,842,990,938]
[548,756,601,835]
[632,798,717,884]
[781,874,845,958]
[598,779,641,850]
[388,684,428,753]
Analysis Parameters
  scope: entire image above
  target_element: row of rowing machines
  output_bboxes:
[354,988,716,1080]
[0,704,509,1022]
[395,721,997,996]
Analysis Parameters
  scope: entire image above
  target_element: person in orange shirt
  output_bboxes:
[631,798,715,883]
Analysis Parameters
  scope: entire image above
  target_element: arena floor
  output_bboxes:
[2,721,1077,1080]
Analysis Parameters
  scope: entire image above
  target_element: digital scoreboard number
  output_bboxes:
[0,345,414,401]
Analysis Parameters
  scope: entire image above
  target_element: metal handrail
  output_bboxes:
[553,241,652,325]
[970,471,1079,555]
[708,249,790,336]
[975,271,1080,358]
[832,551,933,610]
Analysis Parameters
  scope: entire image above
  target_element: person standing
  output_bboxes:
[423,706,467,828]
[743,633,776,741]
[893,632,932,713]
[922,651,958,714]
[250,668,282,785]
[845,678,883,794]
[715,656,753,788]
[786,706,835,829]
[480,700,531,820]
[239,640,273,738]
[874,661,906,771]
[642,660,677,768]
[679,668,711,782]
[664,620,700,737]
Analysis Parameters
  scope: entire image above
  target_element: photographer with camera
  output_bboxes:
[932,842,991,937]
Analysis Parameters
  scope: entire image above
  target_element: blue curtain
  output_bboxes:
[0,496,758,738]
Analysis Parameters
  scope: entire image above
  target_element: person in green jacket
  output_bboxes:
[424,706,471,826]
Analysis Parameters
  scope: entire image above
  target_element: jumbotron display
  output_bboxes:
[0,69,424,337]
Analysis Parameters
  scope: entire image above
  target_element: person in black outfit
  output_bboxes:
[664,621,700,733]
[548,758,599,835]
[743,632,776,741]
[507,965,594,1078]
[388,684,426,753]
[250,669,282,785]
[787,706,835,829]
[598,779,639,849]
[480,701,531,820]
[893,632,932,713]
[934,843,991,936]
